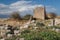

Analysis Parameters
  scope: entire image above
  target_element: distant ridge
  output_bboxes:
[0,14,9,18]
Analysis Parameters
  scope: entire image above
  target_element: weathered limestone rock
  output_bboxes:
[55,18,60,25]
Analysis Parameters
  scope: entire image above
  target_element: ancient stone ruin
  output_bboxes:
[33,6,46,20]
[33,6,60,26]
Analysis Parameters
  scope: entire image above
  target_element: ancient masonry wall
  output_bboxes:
[55,18,60,25]
[33,7,46,20]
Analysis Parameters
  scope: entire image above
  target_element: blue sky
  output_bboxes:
[0,0,60,16]
[0,0,43,4]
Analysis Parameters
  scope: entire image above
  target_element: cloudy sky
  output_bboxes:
[0,0,60,17]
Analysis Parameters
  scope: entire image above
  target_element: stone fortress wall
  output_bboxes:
[33,7,46,20]
[33,6,60,26]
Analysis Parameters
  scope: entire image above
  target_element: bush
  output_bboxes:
[10,12,22,20]
[5,36,17,40]
[20,29,60,40]
[21,29,31,34]
[40,31,60,40]
[36,22,45,27]
[23,14,32,20]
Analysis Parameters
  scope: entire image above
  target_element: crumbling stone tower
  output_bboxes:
[33,7,46,20]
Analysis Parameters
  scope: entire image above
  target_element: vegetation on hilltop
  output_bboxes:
[10,12,22,20]
[23,14,33,20]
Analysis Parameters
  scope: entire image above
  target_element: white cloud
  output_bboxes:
[0,4,7,8]
[51,8,56,11]
[0,1,57,16]
[46,6,56,12]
